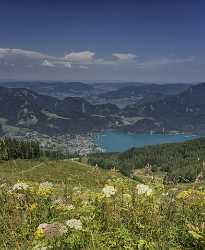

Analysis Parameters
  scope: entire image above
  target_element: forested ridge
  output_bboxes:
[88,137,205,182]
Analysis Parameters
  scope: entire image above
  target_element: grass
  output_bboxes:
[0,159,205,249]
[0,159,122,189]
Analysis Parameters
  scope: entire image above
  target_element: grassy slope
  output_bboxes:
[1,159,205,249]
[0,159,122,189]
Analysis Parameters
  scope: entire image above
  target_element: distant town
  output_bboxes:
[14,132,103,156]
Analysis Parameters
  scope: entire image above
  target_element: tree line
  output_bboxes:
[0,137,40,160]
[88,137,205,182]
[0,137,75,160]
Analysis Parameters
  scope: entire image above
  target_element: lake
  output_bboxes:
[95,131,198,152]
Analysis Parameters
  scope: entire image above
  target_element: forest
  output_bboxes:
[0,137,71,160]
[88,137,205,182]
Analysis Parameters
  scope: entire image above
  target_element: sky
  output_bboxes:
[0,0,204,82]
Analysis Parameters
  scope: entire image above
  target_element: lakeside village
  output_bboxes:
[14,132,104,156]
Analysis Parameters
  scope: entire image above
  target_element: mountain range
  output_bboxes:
[99,83,190,99]
[0,81,205,135]
[0,86,119,135]
[123,82,205,134]
[0,81,93,99]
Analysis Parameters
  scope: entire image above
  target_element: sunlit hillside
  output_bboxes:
[0,159,205,249]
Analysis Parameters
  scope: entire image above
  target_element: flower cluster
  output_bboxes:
[12,182,29,191]
[136,184,153,196]
[66,219,83,230]
[1,174,205,249]
[37,181,54,196]
[102,185,116,198]
[35,218,83,241]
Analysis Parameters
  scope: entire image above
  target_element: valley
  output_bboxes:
[0,81,205,156]
[0,81,202,136]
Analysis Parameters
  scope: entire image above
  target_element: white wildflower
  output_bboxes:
[38,223,48,230]
[162,192,169,196]
[66,219,82,230]
[12,182,29,191]
[39,181,53,189]
[136,184,152,196]
[102,185,116,198]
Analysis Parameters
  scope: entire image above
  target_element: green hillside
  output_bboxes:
[0,159,205,249]
[88,137,205,182]
[0,159,122,189]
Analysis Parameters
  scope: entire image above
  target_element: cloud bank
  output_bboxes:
[0,48,197,81]
[64,51,95,63]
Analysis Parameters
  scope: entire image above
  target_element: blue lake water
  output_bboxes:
[95,131,199,152]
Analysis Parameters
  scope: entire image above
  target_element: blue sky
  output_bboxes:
[0,0,204,82]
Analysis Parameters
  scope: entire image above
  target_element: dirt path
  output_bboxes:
[21,162,45,174]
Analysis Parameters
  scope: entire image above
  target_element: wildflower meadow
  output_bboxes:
[0,159,205,249]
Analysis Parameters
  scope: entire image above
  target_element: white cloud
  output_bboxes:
[0,47,195,77]
[64,51,95,63]
[112,53,137,62]
[0,48,46,60]
[136,57,194,68]
[41,60,55,67]
[0,48,72,68]
[0,48,137,68]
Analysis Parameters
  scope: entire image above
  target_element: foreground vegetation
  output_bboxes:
[0,159,205,249]
[88,137,205,182]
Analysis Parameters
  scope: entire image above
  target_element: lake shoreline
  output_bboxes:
[94,130,200,153]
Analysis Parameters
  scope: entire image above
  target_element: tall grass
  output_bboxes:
[0,160,205,249]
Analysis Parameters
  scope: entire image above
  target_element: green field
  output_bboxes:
[0,159,122,189]
[0,159,205,249]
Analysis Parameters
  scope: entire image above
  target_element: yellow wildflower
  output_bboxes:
[37,181,54,197]
[29,202,38,212]
[176,190,192,200]
[34,228,45,239]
